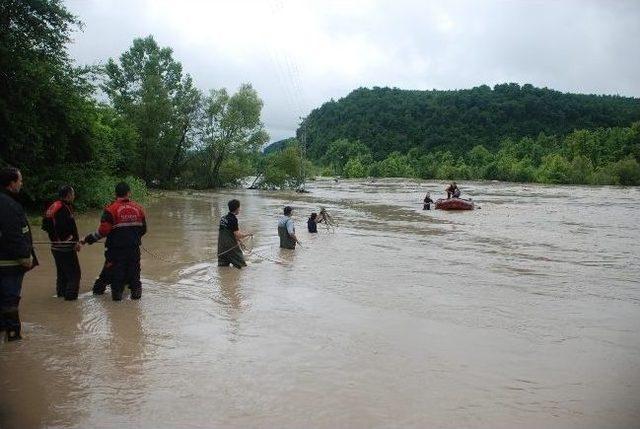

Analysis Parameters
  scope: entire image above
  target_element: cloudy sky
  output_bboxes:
[65,0,640,143]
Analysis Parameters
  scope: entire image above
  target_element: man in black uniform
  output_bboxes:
[217,199,252,269]
[42,185,82,300]
[0,167,37,341]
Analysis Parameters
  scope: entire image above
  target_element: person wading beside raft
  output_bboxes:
[423,192,434,210]
[42,185,82,300]
[82,182,146,301]
[218,199,252,269]
[278,206,301,249]
[0,167,38,341]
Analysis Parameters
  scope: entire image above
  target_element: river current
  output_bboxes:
[1,179,639,428]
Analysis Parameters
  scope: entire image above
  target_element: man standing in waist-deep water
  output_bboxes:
[278,206,301,249]
[218,199,253,269]
[82,182,146,301]
[42,185,82,300]
[0,167,38,341]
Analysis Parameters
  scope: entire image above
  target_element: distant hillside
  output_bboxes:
[299,83,640,161]
[263,137,296,154]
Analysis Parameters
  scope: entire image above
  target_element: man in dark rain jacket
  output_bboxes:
[82,182,146,301]
[42,185,81,300]
[0,167,38,341]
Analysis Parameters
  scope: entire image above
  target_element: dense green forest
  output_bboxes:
[295,86,640,184]
[301,86,640,159]
[0,0,301,209]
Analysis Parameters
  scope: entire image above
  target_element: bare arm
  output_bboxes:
[234,230,253,241]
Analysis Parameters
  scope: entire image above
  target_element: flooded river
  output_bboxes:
[1,179,639,428]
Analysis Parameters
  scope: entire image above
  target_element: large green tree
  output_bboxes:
[197,84,268,188]
[0,0,118,204]
[102,36,201,185]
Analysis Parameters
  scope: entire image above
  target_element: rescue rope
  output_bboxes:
[140,244,180,264]
[34,237,288,266]
[216,236,252,258]
[249,248,289,265]
[141,236,254,264]
[32,240,80,245]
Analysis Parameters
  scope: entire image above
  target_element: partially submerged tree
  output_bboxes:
[198,84,269,188]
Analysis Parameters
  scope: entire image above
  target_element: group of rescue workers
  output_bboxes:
[0,167,146,341]
[0,165,333,342]
[1,164,460,342]
[216,201,335,269]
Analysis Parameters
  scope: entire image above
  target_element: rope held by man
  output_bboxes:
[141,236,254,264]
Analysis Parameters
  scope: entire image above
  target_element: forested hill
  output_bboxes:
[300,84,640,161]
[263,138,296,154]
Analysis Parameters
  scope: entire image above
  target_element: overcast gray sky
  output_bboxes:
[65,0,640,143]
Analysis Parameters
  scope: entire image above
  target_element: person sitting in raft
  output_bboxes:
[308,212,319,233]
[445,182,461,199]
[423,192,434,210]
[218,199,253,269]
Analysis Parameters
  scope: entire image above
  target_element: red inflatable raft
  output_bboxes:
[435,198,474,210]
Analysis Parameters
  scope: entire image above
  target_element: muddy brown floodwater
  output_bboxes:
[1,179,639,429]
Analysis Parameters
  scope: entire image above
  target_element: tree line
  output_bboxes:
[1,0,303,210]
[320,123,640,185]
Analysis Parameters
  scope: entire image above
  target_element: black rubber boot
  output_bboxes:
[5,307,21,342]
[130,288,142,300]
[111,289,123,301]
[7,328,22,341]
[93,279,106,295]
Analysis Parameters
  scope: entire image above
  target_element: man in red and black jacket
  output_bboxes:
[42,185,81,300]
[82,182,147,301]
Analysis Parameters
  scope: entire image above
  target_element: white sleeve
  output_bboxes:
[286,219,295,235]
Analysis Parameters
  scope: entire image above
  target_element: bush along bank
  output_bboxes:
[326,123,640,185]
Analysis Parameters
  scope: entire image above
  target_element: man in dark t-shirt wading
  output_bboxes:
[218,199,252,269]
